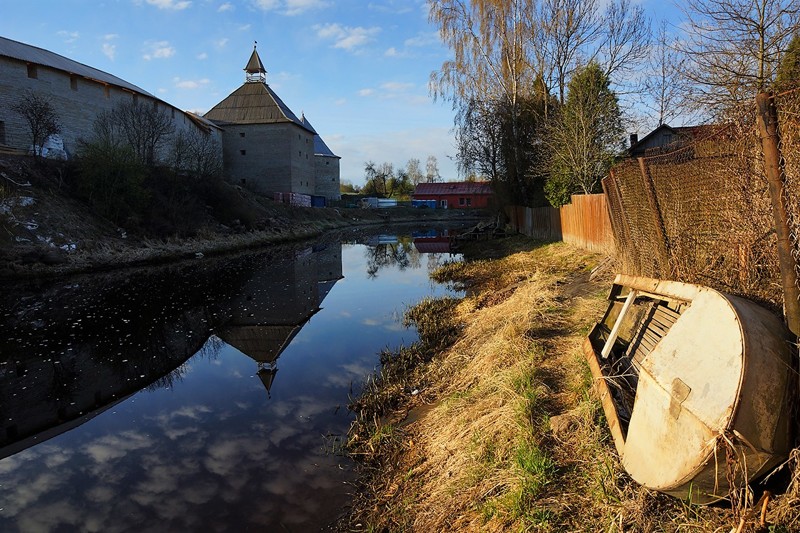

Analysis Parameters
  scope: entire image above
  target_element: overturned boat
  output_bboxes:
[584,274,795,504]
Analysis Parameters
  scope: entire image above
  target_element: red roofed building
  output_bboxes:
[412,181,494,209]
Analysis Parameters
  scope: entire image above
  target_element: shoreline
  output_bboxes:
[0,209,485,281]
[343,237,800,532]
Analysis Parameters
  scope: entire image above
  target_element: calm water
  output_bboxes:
[0,228,463,532]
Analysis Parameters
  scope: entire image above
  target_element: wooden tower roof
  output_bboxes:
[244,42,266,82]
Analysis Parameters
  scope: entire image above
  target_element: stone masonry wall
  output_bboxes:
[313,154,341,201]
[221,122,315,195]
[0,56,215,162]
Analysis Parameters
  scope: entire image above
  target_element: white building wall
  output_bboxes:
[0,56,216,162]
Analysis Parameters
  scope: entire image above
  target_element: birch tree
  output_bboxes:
[430,0,538,201]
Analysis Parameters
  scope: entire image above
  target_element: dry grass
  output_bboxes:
[344,237,799,532]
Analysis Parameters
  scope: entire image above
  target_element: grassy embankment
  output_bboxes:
[346,236,800,532]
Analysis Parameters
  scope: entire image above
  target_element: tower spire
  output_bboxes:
[244,41,266,83]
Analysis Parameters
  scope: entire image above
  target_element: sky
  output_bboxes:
[1,0,682,186]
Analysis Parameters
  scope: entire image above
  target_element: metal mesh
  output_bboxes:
[605,105,783,309]
[777,88,800,311]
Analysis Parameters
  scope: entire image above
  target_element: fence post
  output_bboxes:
[756,92,800,336]
[637,157,671,277]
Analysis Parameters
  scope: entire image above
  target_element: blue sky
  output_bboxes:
[1,0,680,185]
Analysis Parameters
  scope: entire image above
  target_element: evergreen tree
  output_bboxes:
[545,62,623,207]
[776,33,800,92]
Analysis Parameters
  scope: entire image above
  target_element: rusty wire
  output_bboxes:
[605,103,784,309]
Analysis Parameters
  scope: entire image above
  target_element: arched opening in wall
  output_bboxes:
[70,75,78,91]
[26,64,37,79]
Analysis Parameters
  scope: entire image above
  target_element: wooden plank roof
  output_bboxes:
[203,81,313,131]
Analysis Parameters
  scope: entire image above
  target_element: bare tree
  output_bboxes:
[455,97,505,181]
[536,0,600,105]
[425,155,441,183]
[430,0,537,194]
[679,0,800,114]
[363,161,394,196]
[171,129,223,180]
[114,99,175,165]
[12,91,62,159]
[641,21,688,127]
[405,158,425,187]
[534,0,650,104]
[596,0,651,84]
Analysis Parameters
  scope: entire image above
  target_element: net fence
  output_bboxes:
[603,91,800,311]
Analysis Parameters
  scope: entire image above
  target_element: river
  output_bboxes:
[0,225,465,532]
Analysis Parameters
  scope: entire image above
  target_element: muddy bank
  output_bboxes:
[343,237,800,532]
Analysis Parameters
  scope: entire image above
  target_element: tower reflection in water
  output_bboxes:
[0,243,343,458]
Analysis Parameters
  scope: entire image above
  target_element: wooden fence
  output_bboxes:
[505,193,614,254]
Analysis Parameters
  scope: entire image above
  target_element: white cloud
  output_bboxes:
[102,43,117,60]
[314,23,380,52]
[215,38,229,48]
[145,0,192,9]
[358,88,375,97]
[381,81,414,92]
[173,77,211,89]
[239,24,252,31]
[334,98,347,106]
[218,2,233,11]
[252,0,329,15]
[367,1,414,14]
[405,32,440,48]
[57,30,80,44]
[101,34,118,60]
[284,0,330,15]
[196,52,208,60]
[143,40,176,60]
[384,47,399,57]
[252,0,279,10]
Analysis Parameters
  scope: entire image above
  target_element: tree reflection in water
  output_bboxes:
[365,236,421,278]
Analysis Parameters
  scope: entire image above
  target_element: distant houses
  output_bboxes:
[0,36,340,202]
[628,124,725,158]
[412,181,494,209]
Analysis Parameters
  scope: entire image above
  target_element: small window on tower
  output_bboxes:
[70,75,78,91]
[104,86,110,99]
[0,121,6,145]
[239,132,245,138]
[26,64,38,79]
[240,149,246,155]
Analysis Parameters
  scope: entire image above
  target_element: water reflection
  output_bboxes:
[0,227,462,531]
